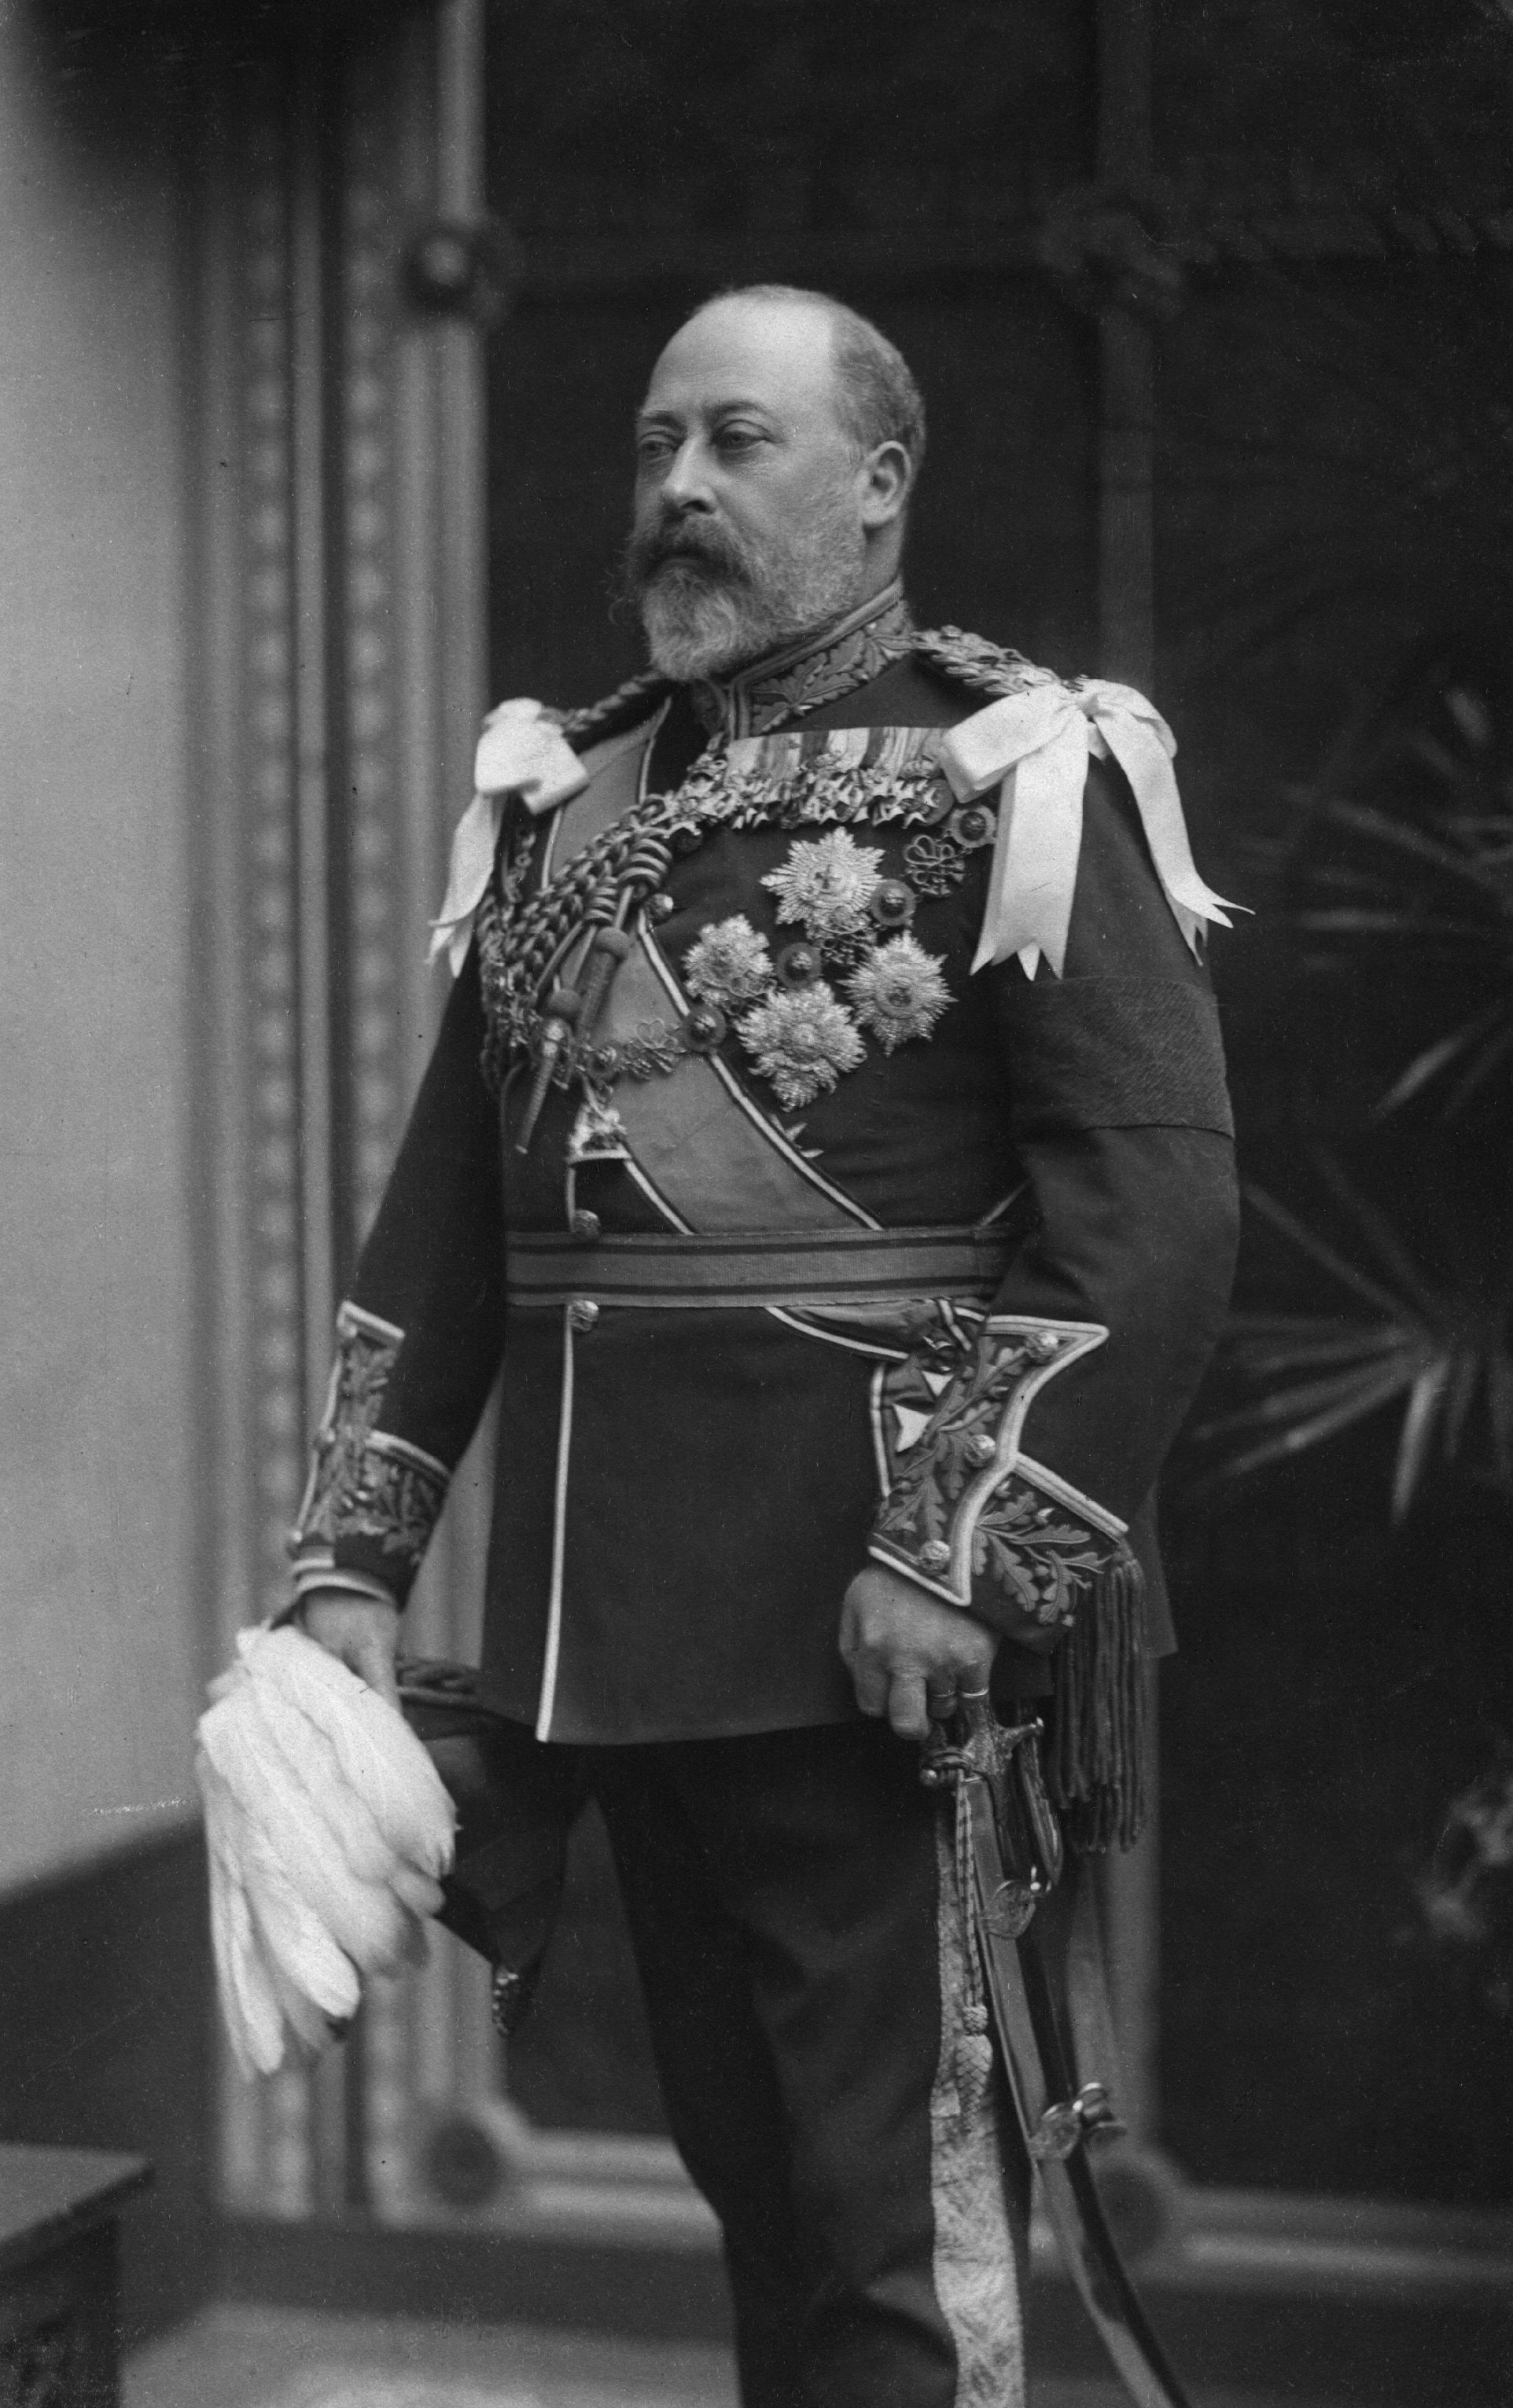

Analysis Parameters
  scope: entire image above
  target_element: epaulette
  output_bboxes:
[912,625,1058,702]
[547,671,672,752]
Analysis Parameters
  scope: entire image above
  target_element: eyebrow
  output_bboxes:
[635,398,779,430]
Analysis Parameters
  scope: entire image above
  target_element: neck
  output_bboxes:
[688,581,913,741]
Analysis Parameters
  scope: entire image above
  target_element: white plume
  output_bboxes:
[249,1627,456,1876]
[241,1678,397,1890]
[197,1622,456,2079]
[200,1693,410,1970]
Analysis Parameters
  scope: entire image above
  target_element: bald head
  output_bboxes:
[653,293,852,460]
[628,289,918,681]
[687,286,926,475]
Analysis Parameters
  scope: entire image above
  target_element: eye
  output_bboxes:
[635,429,678,467]
[714,424,765,455]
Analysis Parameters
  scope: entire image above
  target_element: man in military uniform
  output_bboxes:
[292,287,1238,2407]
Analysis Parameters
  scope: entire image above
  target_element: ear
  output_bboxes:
[857,440,912,531]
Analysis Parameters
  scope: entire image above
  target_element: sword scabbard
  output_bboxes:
[922,1699,1194,2408]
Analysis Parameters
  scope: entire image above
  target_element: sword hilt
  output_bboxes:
[920,1694,1063,1896]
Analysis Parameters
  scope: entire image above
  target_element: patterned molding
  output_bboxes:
[341,159,404,1237]
[199,0,498,2229]
[240,108,306,1645]
[234,69,319,2224]
[337,30,423,2220]
[196,0,491,2222]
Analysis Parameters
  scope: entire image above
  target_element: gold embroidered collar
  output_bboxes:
[690,583,915,740]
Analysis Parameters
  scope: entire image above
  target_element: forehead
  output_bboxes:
[640,300,843,428]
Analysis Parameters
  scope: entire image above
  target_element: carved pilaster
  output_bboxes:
[195,0,491,2224]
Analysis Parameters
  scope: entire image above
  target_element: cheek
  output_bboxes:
[779,461,861,536]
[631,476,666,527]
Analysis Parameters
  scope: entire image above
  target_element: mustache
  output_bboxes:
[624,512,754,594]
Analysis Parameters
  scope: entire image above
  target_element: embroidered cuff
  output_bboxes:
[869,1313,1123,1624]
[289,1303,450,1593]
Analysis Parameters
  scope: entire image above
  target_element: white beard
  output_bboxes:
[636,488,868,682]
[639,568,768,684]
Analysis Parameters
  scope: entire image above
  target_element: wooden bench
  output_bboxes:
[0,2148,151,2408]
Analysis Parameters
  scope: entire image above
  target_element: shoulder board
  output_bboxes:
[547,671,673,753]
[912,625,1060,701]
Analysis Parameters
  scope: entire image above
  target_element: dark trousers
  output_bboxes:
[589,1721,1030,2408]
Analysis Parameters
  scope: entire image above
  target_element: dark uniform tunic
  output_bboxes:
[288,587,1238,2408]
[291,586,1235,1827]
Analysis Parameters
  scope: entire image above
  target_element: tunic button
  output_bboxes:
[1024,1332,1058,1362]
[964,1432,997,1467]
[680,1002,727,1053]
[918,1539,952,1574]
[569,1209,602,1244]
[649,892,676,921]
[567,1299,599,1333]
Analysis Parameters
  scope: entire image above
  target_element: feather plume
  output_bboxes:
[199,1692,412,1974]
[241,1678,398,1891]
[248,1627,455,1877]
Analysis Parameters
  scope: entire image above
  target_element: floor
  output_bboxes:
[125,2306,734,2408]
[125,2303,1338,2408]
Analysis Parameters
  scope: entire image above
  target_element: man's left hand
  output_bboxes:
[839,1566,999,1743]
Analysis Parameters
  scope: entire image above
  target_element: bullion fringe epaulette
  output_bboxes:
[912,626,1056,701]
[549,671,672,752]
[551,624,1048,755]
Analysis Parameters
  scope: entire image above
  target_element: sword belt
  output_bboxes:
[504,1222,1014,1311]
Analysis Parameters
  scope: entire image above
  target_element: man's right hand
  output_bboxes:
[840,1564,1001,1743]
[298,1590,402,1710]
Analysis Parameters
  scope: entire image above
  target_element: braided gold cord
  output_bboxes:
[474,678,1011,1091]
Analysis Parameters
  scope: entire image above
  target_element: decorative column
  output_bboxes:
[193,0,491,2226]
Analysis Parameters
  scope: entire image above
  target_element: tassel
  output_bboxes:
[955,2000,996,2116]
[1044,1545,1148,1855]
[948,1774,999,2117]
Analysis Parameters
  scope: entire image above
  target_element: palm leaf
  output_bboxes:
[1242,1186,1422,1323]
[1281,682,1513,1116]
[1196,1366,1422,1489]
[1199,1175,1513,1516]
[1374,1002,1513,1116]
[1392,1359,1453,1521]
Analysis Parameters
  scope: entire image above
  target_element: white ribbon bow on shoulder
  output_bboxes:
[427,700,589,972]
[937,678,1236,980]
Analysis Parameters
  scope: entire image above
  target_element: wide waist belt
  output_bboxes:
[505,1224,1015,1311]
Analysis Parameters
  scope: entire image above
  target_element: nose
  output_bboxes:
[658,435,716,513]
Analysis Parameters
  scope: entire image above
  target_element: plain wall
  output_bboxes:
[0,6,200,1895]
